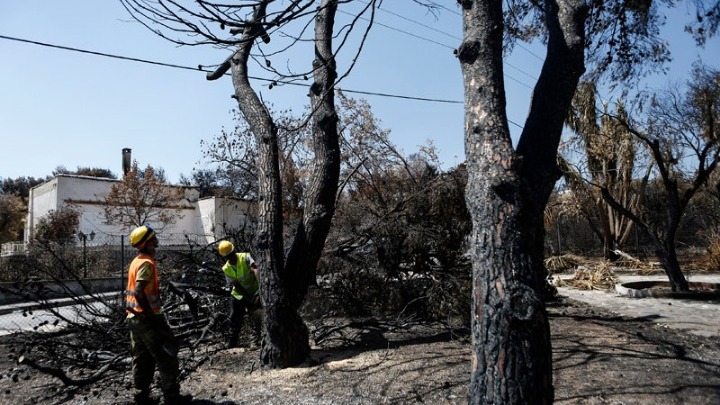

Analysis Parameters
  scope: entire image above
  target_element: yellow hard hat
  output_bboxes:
[218,240,235,257]
[130,225,155,250]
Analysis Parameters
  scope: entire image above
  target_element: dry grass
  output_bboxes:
[700,241,720,272]
[545,254,585,274]
[609,250,659,274]
[554,262,618,291]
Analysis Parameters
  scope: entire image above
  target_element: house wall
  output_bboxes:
[198,197,256,244]
[25,178,60,241]
[23,174,253,248]
[56,175,123,244]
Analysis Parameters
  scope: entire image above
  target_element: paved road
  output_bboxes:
[0,293,118,336]
[555,274,720,338]
[1,276,717,338]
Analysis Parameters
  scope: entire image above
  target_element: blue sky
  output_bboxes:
[0,1,717,184]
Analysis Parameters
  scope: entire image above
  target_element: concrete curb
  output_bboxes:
[615,280,720,299]
[0,292,121,315]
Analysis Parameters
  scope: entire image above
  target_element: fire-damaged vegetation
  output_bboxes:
[0,217,473,404]
[2,63,720,401]
[0,242,228,388]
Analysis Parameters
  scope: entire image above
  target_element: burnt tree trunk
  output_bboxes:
[656,187,689,291]
[599,204,620,261]
[515,0,587,300]
[655,179,689,291]
[228,0,341,368]
[656,244,689,292]
[284,0,341,309]
[601,186,690,293]
[229,2,308,367]
[461,0,585,403]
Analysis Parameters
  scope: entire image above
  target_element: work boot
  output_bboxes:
[163,393,193,404]
[227,334,239,349]
[133,392,159,405]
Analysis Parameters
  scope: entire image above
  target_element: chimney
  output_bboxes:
[122,148,132,175]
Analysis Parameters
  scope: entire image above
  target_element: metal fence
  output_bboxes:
[0,242,26,257]
[0,233,221,337]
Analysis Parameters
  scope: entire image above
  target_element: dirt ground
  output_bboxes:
[0,295,719,405]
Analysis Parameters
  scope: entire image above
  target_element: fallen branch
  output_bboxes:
[191,313,223,350]
[612,249,660,273]
[312,318,392,345]
[18,354,124,387]
[613,249,642,263]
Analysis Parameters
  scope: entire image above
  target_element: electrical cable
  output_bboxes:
[0,34,524,129]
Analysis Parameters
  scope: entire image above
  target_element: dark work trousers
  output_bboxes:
[127,314,181,400]
[228,296,262,347]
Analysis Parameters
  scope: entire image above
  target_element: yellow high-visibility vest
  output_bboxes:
[222,252,258,301]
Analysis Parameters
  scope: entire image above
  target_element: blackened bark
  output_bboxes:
[228,1,309,367]
[462,0,586,403]
[657,244,689,292]
[227,0,341,367]
[516,0,587,298]
[461,0,551,403]
[284,0,341,309]
[600,187,690,292]
[657,189,689,291]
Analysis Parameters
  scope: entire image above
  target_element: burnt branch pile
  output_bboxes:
[6,263,234,388]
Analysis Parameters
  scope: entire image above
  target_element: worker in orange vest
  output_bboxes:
[126,225,192,405]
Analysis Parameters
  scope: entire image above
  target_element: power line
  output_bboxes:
[425,1,462,17]
[514,42,545,62]
[339,87,460,104]
[0,34,208,73]
[349,3,538,86]
[0,33,524,129]
[337,9,456,50]
[0,34,460,103]
[377,5,461,41]
[393,0,544,62]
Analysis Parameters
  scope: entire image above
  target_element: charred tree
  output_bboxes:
[460,0,586,403]
[221,1,341,367]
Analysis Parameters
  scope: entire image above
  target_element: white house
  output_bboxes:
[18,174,254,250]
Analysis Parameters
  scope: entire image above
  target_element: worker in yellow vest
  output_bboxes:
[126,225,192,405]
[217,240,262,348]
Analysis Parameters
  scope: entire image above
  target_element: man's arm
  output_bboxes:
[225,274,245,293]
[250,262,259,279]
[249,262,261,306]
[133,279,155,317]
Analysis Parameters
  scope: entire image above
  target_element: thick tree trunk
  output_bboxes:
[229,2,309,368]
[229,0,341,367]
[516,0,587,299]
[658,188,689,291]
[462,0,586,403]
[260,298,310,366]
[461,1,551,403]
[284,0,341,309]
[654,211,689,292]
[656,244,689,292]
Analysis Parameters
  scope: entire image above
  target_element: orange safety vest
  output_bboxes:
[126,253,162,315]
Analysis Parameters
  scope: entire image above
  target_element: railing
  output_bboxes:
[0,242,26,257]
[0,233,213,258]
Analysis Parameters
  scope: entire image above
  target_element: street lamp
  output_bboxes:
[77,231,96,278]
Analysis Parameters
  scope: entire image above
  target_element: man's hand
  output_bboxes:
[134,279,155,315]
[251,292,262,308]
